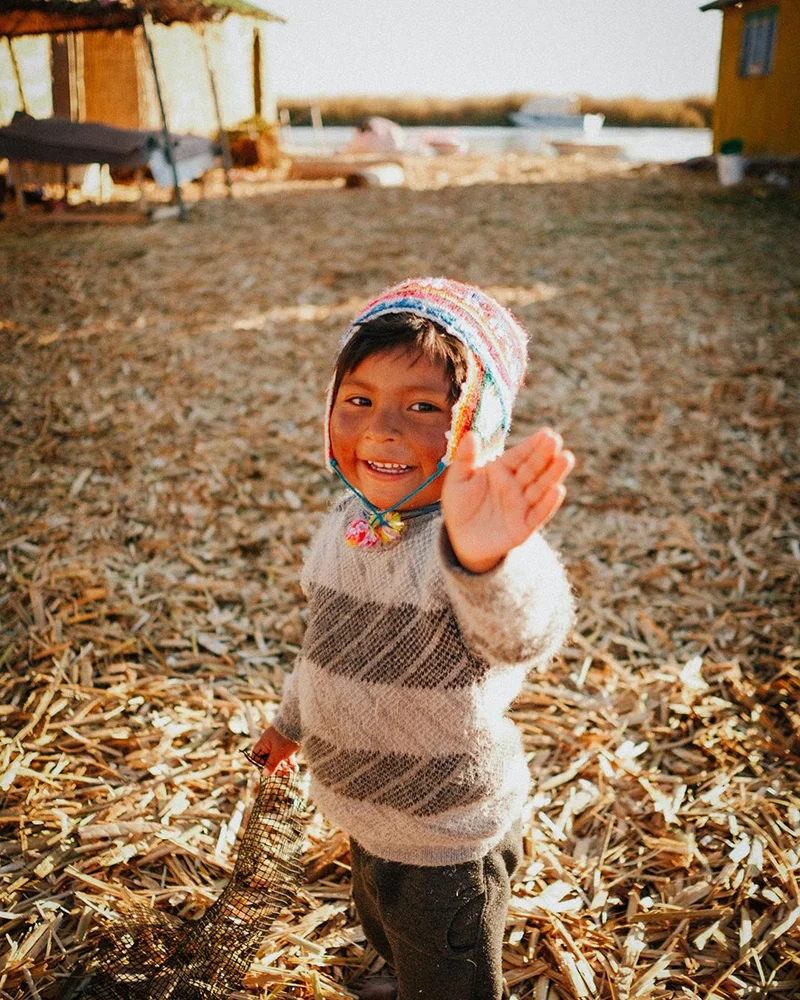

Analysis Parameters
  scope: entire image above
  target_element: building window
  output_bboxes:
[739,7,778,78]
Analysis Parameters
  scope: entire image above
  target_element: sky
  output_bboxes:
[265,0,722,100]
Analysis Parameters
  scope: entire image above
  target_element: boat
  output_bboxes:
[418,129,468,156]
[344,117,406,154]
[509,95,604,138]
[344,118,467,157]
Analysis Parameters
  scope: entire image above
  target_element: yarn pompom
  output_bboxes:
[345,510,405,548]
[345,517,378,548]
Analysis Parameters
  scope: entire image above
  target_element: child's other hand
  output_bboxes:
[442,428,574,574]
[251,725,300,773]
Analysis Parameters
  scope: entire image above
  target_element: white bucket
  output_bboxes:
[717,154,746,186]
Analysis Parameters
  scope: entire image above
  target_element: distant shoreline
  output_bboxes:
[276,94,714,130]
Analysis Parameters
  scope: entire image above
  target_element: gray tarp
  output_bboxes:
[0,112,216,168]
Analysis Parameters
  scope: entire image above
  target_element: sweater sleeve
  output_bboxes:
[271,668,302,743]
[438,527,575,669]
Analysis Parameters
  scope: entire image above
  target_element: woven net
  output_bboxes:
[73,763,307,1000]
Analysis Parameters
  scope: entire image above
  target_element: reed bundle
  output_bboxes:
[1,157,798,998]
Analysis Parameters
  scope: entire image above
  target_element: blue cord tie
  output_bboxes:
[330,459,446,526]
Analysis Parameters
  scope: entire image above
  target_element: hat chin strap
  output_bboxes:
[330,458,446,528]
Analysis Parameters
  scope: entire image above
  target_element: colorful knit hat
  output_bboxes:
[325,277,529,471]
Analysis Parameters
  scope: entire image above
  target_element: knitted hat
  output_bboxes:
[325,277,529,470]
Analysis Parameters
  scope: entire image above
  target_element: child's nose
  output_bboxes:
[365,407,400,439]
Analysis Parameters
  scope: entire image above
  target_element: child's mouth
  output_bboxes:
[363,460,413,477]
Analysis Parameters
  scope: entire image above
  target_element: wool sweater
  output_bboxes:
[272,496,575,866]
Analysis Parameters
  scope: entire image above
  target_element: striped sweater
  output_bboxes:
[272,496,574,866]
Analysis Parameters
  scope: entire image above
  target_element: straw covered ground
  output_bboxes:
[1,154,799,1000]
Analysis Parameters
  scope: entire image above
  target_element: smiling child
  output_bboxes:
[253,278,575,1000]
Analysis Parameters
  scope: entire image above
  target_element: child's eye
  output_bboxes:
[409,402,441,413]
[346,396,371,407]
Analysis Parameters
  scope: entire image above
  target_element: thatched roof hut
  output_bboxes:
[0,0,283,35]
[0,0,284,133]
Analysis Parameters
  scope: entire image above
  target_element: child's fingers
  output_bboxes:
[252,735,272,762]
[515,429,563,483]
[522,451,574,504]
[525,484,566,533]
[503,428,558,474]
[447,430,480,481]
[262,746,281,774]
[268,747,299,775]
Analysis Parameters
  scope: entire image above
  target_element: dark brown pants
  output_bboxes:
[350,821,522,1000]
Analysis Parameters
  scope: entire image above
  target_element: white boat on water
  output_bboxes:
[509,95,604,138]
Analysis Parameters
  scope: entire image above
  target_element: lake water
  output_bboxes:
[284,125,712,164]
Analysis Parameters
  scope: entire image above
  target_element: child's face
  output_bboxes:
[330,347,454,511]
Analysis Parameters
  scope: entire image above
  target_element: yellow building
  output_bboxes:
[701,0,800,157]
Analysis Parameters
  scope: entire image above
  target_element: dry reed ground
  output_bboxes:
[1,155,799,1000]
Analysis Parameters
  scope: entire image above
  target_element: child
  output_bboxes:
[253,278,575,1000]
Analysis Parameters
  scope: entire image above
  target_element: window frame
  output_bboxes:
[739,6,779,78]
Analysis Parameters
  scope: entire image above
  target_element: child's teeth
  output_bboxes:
[369,461,409,472]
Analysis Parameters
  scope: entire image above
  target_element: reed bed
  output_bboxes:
[1,155,798,999]
[277,94,714,129]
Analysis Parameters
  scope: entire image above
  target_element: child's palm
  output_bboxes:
[442,430,574,573]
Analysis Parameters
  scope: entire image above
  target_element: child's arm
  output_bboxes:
[439,427,575,667]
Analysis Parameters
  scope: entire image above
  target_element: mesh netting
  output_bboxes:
[71,763,307,1000]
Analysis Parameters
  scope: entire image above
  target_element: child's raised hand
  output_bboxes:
[442,429,574,574]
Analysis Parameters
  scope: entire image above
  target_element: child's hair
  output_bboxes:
[331,313,469,404]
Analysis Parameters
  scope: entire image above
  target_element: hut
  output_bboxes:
[701,0,800,157]
[0,0,284,134]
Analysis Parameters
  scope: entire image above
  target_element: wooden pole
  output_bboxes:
[140,13,188,222]
[6,36,29,115]
[310,102,323,147]
[199,26,233,198]
[252,27,262,119]
[10,161,26,215]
